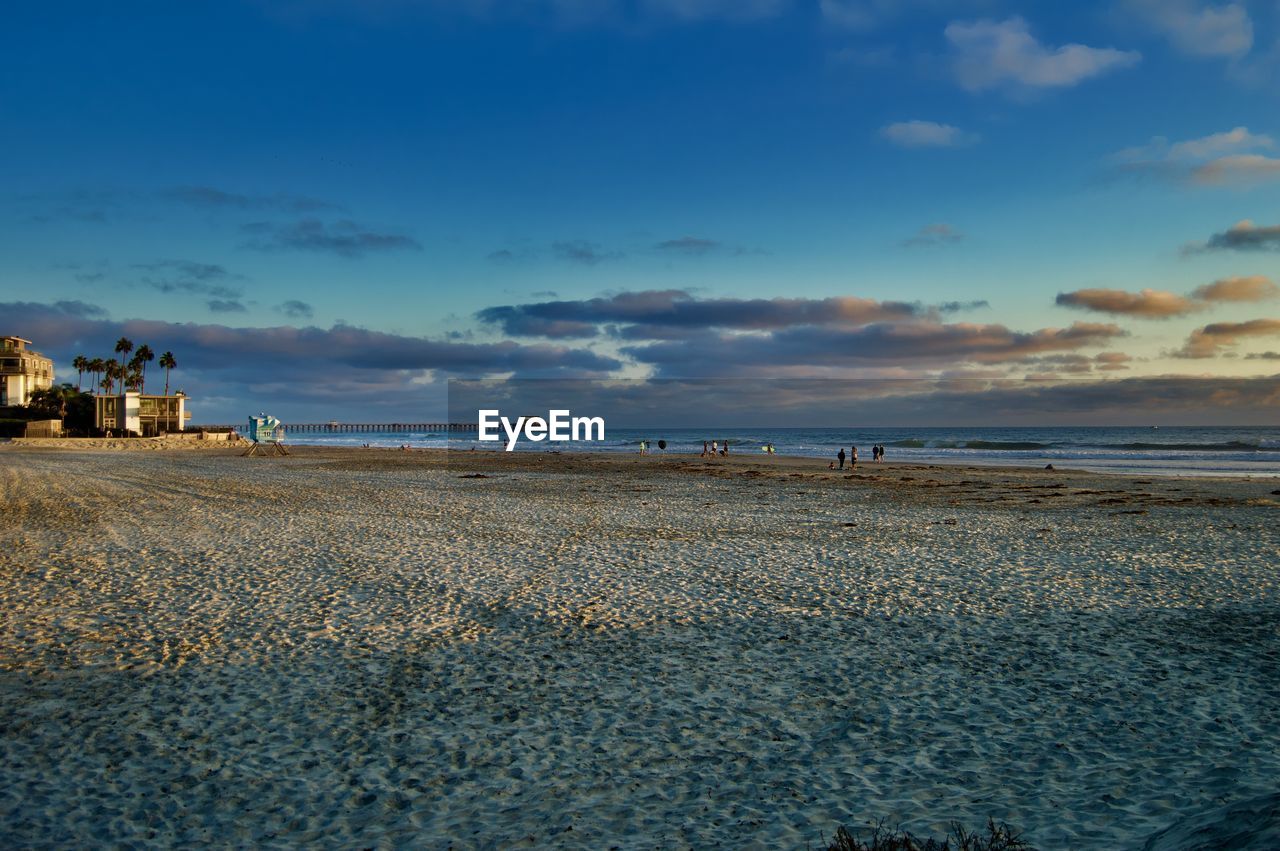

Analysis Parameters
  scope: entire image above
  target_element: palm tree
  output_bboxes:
[100,375,113,394]
[114,337,134,370]
[103,359,123,394]
[29,383,78,420]
[134,344,154,393]
[125,360,142,392]
[159,351,177,396]
[87,358,105,395]
[73,355,88,391]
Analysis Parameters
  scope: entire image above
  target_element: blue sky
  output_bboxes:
[3,1,1279,423]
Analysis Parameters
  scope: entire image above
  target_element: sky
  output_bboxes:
[2,0,1280,425]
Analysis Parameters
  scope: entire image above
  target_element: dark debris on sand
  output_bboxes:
[828,819,1033,851]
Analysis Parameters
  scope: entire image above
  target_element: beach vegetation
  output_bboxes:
[158,351,177,395]
[86,357,105,392]
[101,358,124,394]
[125,357,142,391]
[113,336,134,366]
[77,346,174,397]
[17,384,95,435]
[132,344,154,392]
[827,818,1032,851]
[72,355,88,391]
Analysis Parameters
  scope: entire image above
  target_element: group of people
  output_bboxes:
[699,440,730,457]
[833,443,886,470]
[636,438,885,465]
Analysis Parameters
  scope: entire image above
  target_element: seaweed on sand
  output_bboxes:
[827,818,1033,851]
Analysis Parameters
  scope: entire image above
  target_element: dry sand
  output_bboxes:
[0,445,1277,848]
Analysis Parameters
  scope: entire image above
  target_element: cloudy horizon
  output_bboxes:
[4,1,1279,424]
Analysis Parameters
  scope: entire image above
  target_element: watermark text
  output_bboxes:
[477,409,605,451]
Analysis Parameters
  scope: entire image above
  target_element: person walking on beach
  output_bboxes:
[639,440,648,455]
[850,445,858,466]
[837,447,846,470]
[722,439,729,456]
[702,440,709,457]
[711,440,718,456]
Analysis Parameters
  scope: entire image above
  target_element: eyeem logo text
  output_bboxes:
[477,409,605,451]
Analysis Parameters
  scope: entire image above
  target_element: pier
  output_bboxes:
[196,422,478,434]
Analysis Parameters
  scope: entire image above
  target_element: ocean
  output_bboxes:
[280,425,1280,478]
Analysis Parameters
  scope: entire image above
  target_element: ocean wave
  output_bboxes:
[888,439,1052,451]
[1105,441,1273,452]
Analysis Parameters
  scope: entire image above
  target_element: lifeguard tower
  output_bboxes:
[243,413,290,456]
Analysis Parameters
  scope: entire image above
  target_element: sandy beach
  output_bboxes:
[1,444,1277,848]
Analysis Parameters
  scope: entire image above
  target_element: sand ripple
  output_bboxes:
[1,449,1277,847]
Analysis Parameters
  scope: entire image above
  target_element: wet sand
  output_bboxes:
[1,445,1277,847]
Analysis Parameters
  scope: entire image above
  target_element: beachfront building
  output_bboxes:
[0,336,54,407]
[95,392,190,436]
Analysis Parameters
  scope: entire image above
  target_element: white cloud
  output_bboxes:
[880,120,977,148]
[1115,126,1272,161]
[1125,0,1253,59]
[1113,127,1280,187]
[1191,153,1280,185]
[945,17,1141,93]
[1169,126,1272,159]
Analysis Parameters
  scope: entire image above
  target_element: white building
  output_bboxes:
[0,336,54,407]
[95,392,189,436]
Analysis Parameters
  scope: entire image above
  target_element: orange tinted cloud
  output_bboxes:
[1176,318,1280,358]
[1191,275,1279,302]
[1056,287,1199,317]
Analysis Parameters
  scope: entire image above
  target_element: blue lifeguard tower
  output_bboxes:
[243,413,290,456]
